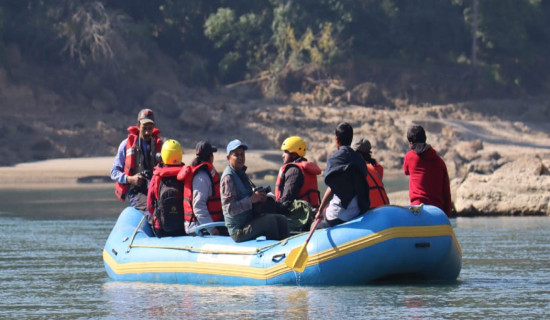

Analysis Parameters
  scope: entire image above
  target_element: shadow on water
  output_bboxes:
[0,176,409,220]
[0,187,126,220]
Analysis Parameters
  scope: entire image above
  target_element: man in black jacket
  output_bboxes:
[315,122,370,228]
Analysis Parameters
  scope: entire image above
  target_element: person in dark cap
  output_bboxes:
[404,125,451,216]
[352,137,389,209]
[220,139,289,242]
[111,108,162,212]
[177,140,227,235]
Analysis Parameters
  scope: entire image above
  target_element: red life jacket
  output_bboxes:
[177,162,223,222]
[365,162,389,209]
[275,161,321,208]
[115,126,162,201]
[148,165,185,232]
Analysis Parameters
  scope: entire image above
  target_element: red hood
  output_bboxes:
[301,161,322,175]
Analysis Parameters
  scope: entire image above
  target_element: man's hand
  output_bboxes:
[127,173,146,186]
[209,227,222,236]
[250,191,267,204]
[314,207,324,221]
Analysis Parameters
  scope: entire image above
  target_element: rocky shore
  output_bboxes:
[1,75,550,216]
[1,138,548,216]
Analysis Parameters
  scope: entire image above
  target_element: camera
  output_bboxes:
[140,170,153,181]
[253,185,271,194]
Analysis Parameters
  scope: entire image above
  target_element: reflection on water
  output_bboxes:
[102,283,313,319]
[1,188,549,319]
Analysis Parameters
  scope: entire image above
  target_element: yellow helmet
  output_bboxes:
[161,139,182,165]
[281,136,306,157]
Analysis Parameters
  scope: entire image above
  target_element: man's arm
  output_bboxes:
[110,138,146,187]
[220,175,253,217]
[403,152,410,176]
[192,170,214,225]
[111,139,128,184]
[442,162,452,216]
[315,187,334,220]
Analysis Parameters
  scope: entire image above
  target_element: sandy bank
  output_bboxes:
[0,151,410,205]
[0,150,286,190]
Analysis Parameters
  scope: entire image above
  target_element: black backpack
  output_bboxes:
[155,176,185,234]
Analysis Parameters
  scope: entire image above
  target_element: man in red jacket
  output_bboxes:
[403,125,452,216]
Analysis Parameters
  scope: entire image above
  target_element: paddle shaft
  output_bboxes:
[305,217,322,245]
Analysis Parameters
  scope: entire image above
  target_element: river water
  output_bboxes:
[1,187,549,319]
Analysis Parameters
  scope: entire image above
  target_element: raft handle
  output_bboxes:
[272,253,286,262]
[415,242,430,248]
[112,248,118,256]
[194,222,227,236]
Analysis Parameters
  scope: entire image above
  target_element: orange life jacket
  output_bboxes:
[365,162,389,209]
[178,162,223,222]
[115,126,161,201]
[275,161,321,208]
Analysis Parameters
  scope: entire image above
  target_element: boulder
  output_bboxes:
[454,156,550,216]
[350,82,388,106]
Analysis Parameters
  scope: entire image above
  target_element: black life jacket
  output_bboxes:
[155,176,185,235]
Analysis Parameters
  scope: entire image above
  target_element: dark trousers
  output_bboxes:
[231,214,290,243]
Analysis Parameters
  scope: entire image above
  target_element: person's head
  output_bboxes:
[160,139,182,166]
[352,137,372,162]
[280,136,306,164]
[193,140,217,166]
[137,108,155,141]
[335,122,353,148]
[226,139,248,170]
[407,125,427,144]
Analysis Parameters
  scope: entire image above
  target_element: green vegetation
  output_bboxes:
[1,0,549,99]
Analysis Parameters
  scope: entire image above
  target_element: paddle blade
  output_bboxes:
[285,244,309,273]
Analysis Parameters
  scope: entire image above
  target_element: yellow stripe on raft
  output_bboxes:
[104,224,461,279]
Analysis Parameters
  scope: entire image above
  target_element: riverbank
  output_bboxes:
[0,152,412,206]
[3,99,550,216]
[0,150,281,190]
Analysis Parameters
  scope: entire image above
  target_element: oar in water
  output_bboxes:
[285,217,322,272]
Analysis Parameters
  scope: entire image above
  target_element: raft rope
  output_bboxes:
[126,215,303,255]
[126,204,426,255]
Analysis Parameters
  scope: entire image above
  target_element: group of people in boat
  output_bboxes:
[111,108,451,243]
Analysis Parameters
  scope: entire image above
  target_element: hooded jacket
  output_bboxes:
[324,146,370,213]
[403,145,451,216]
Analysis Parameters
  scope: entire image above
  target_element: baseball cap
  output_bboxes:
[196,140,218,157]
[352,137,372,153]
[137,108,155,124]
[226,139,248,155]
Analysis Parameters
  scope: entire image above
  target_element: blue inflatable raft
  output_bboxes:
[103,205,461,285]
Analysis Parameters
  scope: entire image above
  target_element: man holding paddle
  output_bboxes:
[315,122,370,228]
[285,122,370,272]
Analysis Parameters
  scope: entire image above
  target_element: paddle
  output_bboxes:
[285,217,322,273]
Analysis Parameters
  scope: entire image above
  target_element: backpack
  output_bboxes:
[287,200,315,232]
[155,176,185,234]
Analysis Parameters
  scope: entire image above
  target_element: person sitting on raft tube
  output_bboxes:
[146,139,186,237]
[352,137,389,209]
[177,140,227,236]
[220,139,289,243]
[315,122,370,228]
[275,136,321,210]
[274,136,321,231]
[403,125,451,216]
